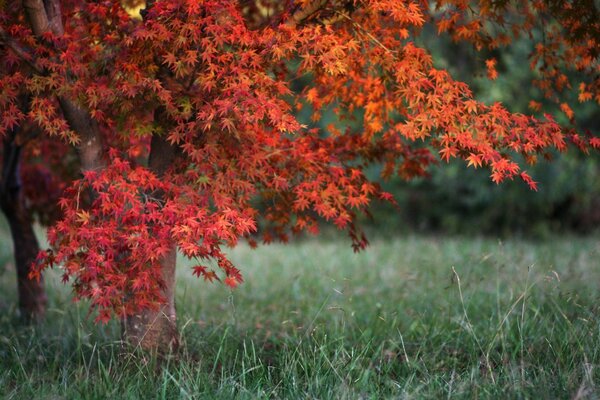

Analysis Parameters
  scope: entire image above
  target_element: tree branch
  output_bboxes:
[22,0,51,36]
[334,11,397,54]
[285,0,356,27]
[19,0,106,173]
[0,27,43,74]
[22,0,63,36]
[286,0,328,27]
[43,0,64,34]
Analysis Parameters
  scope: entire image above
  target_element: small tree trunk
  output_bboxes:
[123,247,179,353]
[4,206,47,320]
[123,133,179,353]
[1,137,46,320]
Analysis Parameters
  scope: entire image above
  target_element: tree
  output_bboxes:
[0,0,597,352]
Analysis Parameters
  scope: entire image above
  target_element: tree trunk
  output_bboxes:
[0,137,46,320]
[123,133,179,354]
[4,203,47,320]
[123,247,179,353]
[58,99,104,173]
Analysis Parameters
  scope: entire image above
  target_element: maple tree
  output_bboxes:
[0,0,598,351]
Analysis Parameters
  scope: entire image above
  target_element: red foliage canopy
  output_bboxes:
[1,0,597,322]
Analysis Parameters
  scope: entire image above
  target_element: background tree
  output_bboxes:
[0,0,598,352]
[0,105,51,320]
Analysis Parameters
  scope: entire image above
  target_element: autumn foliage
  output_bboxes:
[0,0,598,324]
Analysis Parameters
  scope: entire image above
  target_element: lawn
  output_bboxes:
[0,232,599,399]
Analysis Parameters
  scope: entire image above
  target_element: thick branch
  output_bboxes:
[23,0,63,36]
[286,0,328,27]
[285,0,355,27]
[20,0,105,172]
[58,99,104,172]
[43,0,64,34]
[22,0,51,36]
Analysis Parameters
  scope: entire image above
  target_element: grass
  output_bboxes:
[0,231,599,399]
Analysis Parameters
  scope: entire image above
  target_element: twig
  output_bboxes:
[334,11,398,55]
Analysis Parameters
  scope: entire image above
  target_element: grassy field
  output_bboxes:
[0,231,599,399]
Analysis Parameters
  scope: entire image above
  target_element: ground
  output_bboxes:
[0,231,599,399]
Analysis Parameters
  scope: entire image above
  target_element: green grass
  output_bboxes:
[0,232,599,399]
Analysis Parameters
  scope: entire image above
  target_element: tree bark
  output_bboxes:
[0,136,47,320]
[23,0,63,36]
[22,0,105,174]
[3,198,47,320]
[123,246,179,354]
[57,99,104,172]
[123,133,179,354]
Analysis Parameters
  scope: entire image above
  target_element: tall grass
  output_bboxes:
[0,232,598,399]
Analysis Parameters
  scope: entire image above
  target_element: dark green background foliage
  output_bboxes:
[364,28,600,236]
[370,153,600,236]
